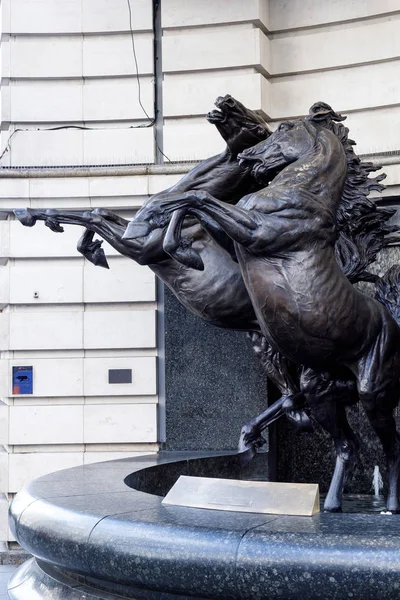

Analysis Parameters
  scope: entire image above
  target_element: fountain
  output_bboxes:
[8,98,400,599]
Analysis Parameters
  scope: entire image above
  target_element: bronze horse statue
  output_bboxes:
[125,103,400,513]
[15,96,313,435]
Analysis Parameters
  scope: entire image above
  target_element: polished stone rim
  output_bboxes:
[9,451,400,600]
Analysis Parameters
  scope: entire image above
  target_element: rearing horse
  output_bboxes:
[14,95,312,438]
[126,110,400,513]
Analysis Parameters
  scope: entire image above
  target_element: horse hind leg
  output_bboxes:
[300,368,359,512]
[248,333,312,432]
[356,355,400,513]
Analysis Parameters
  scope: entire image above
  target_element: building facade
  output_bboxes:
[0,0,399,539]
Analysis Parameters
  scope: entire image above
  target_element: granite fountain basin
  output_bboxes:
[8,451,400,600]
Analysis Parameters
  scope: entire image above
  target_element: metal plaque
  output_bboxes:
[162,475,319,516]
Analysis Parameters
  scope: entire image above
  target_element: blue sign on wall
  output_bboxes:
[13,366,33,395]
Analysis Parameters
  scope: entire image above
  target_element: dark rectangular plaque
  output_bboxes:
[108,369,132,384]
[12,366,33,395]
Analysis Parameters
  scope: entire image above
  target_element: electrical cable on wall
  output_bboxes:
[126,0,170,161]
[0,0,170,165]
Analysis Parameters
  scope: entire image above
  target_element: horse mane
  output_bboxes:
[307,102,398,283]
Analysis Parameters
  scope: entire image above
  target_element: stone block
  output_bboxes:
[162,0,269,30]
[9,80,83,123]
[9,262,83,304]
[29,176,90,199]
[83,403,157,443]
[9,311,83,350]
[269,0,400,31]
[269,60,400,119]
[9,405,84,444]
[1,129,84,167]
[10,36,83,78]
[83,257,156,303]
[82,0,152,33]
[0,178,29,199]
[8,452,83,492]
[163,72,266,118]
[164,120,224,161]
[83,356,157,396]
[0,404,9,447]
[0,267,9,310]
[83,77,154,122]
[83,310,156,349]
[0,494,9,541]
[163,25,270,74]
[0,314,9,351]
[82,127,154,166]
[7,0,81,34]
[271,15,400,75]
[345,107,400,156]
[83,34,153,77]
[9,220,101,259]
[148,173,183,195]
[9,358,84,398]
[88,174,148,198]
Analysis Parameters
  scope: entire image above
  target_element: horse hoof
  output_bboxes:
[92,247,109,269]
[323,506,342,513]
[238,424,266,455]
[14,209,36,227]
[238,446,256,467]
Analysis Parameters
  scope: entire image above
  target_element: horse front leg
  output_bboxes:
[123,191,259,248]
[163,208,204,270]
[163,207,239,270]
[14,207,142,263]
[14,207,98,232]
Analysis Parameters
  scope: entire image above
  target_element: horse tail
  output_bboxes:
[375,265,400,326]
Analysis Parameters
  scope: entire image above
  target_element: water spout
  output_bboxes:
[372,465,383,498]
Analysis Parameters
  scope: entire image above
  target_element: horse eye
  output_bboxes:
[278,122,294,132]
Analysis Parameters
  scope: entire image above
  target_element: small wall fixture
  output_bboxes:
[109,369,132,384]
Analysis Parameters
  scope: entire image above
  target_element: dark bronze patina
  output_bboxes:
[124,102,400,513]
[15,99,400,513]
[15,96,313,436]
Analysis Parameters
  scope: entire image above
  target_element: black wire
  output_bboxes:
[126,0,170,161]
[0,129,22,160]
[126,0,155,127]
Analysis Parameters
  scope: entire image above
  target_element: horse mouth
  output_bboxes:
[252,161,268,182]
[238,155,280,183]
[206,108,226,124]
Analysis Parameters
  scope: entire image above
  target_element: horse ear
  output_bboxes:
[308,102,346,123]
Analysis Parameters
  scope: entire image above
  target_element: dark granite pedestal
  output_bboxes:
[8,451,400,600]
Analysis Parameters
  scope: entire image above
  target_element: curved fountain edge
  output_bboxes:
[8,450,400,600]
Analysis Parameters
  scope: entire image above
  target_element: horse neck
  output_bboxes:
[272,132,347,209]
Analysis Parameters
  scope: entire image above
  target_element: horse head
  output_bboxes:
[238,119,318,184]
[207,95,271,157]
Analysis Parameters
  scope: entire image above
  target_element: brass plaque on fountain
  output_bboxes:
[162,476,319,516]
